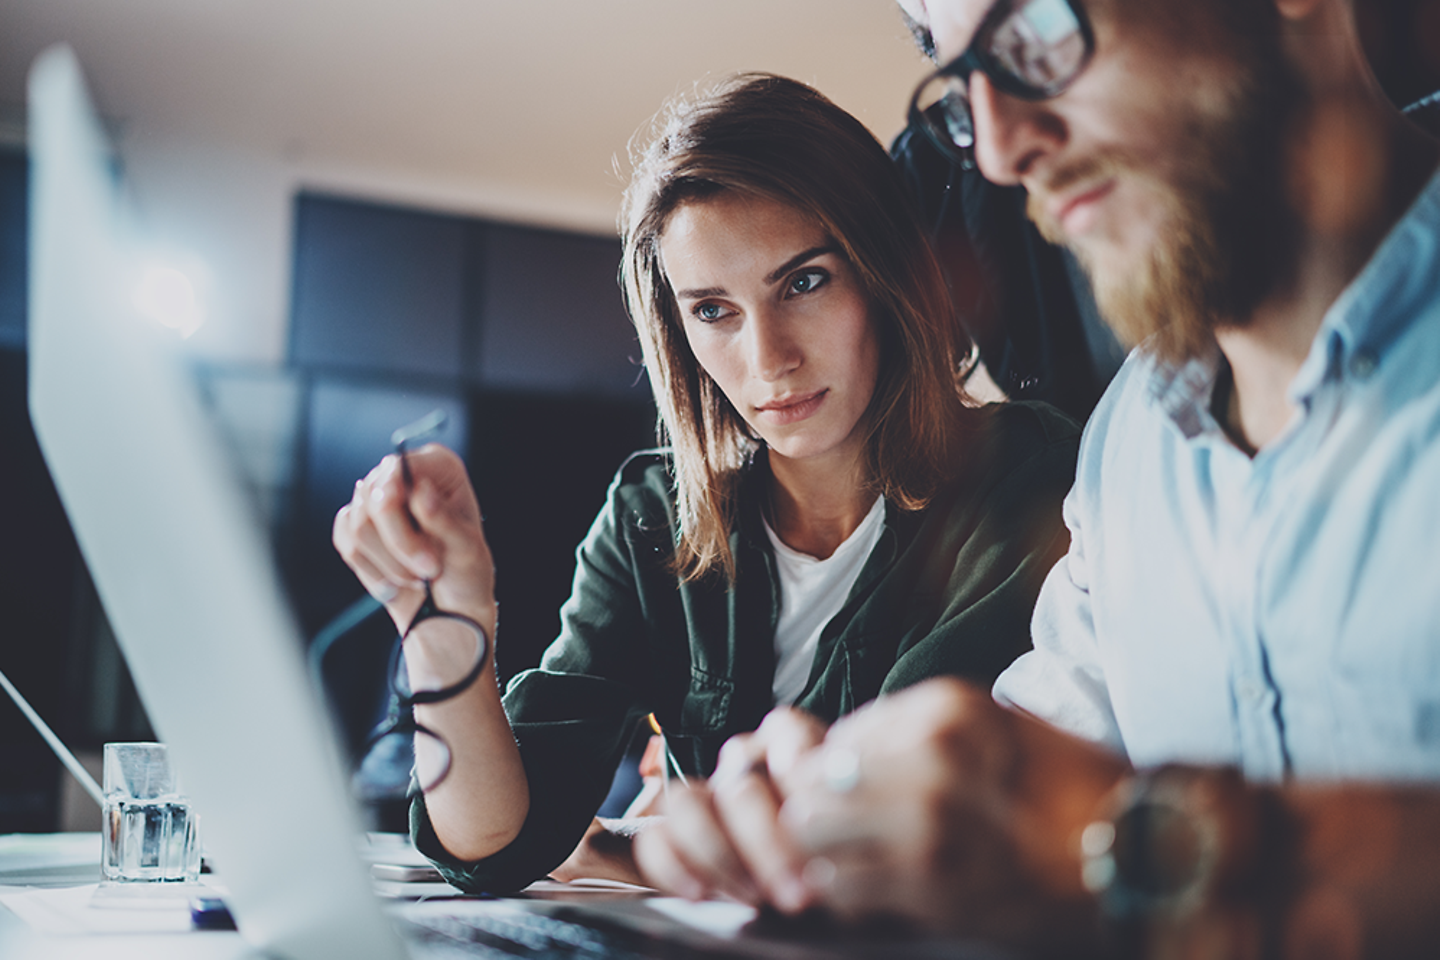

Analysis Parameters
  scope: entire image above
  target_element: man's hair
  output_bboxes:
[620,73,976,582]
[898,5,939,63]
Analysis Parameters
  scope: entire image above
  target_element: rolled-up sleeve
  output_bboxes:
[412,455,665,893]
[993,468,1125,754]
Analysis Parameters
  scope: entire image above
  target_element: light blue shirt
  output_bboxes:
[994,167,1440,783]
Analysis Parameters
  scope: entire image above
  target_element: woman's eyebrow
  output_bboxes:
[765,244,840,284]
[673,244,841,300]
[674,285,726,300]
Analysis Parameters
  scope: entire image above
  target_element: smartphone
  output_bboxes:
[189,895,237,930]
[370,862,444,882]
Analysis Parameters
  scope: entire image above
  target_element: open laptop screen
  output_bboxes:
[27,44,406,960]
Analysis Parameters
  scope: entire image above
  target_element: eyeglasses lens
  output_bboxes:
[913,0,1086,156]
[922,83,977,151]
[350,613,485,801]
[991,0,1087,90]
[393,614,488,700]
[354,727,451,800]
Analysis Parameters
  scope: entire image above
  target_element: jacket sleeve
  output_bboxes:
[411,456,666,894]
[879,403,1080,695]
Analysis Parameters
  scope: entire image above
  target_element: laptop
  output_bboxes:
[26,45,987,960]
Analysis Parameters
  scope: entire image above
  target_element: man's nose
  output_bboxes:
[969,72,1067,185]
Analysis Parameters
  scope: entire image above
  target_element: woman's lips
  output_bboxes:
[755,389,828,425]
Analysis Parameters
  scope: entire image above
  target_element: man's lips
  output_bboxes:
[754,389,828,425]
[1048,179,1116,236]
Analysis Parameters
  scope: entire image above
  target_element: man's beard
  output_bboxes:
[1028,50,1297,366]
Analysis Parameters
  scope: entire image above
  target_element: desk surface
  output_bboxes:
[0,834,742,960]
[2,833,1007,960]
[0,833,255,959]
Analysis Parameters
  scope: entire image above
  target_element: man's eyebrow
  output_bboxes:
[765,245,842,284]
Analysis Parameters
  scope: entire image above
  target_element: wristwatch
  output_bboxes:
[1079,765,1233,921]
[1081,766,1293,960]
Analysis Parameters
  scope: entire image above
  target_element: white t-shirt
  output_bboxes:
[764,495,886,706]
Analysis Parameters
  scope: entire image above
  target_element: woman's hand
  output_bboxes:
[633,709,827,909]
[549,817,656,887]
[335,443,527,862]
[332,443,495,632]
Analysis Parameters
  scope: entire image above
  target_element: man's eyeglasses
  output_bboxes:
[312,410,490,803]
[908,0,1094,170]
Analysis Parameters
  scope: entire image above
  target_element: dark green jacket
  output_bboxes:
[414,401,1079,892]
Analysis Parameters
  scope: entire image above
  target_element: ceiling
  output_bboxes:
[0,0,933,233]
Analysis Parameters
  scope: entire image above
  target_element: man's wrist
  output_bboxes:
[1079,765,1295,960]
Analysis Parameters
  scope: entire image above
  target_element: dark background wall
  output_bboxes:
[285,192,656,680]
[1359,0,1440,111]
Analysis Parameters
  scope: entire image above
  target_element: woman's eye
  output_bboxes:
[692,302,731,323]
[787,269,829,296]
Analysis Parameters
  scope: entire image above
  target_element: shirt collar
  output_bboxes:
[1146,164,1440,436]
[1146,344,1225,441]
[1288,164,1440,404]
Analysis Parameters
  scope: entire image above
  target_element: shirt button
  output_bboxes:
[1236,679,1266,704]
[1349,350,1378,380]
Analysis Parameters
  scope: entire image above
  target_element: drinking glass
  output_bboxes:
[101,741,201,882]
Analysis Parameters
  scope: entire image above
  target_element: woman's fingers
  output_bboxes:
[635,784,762,904]
[333,445,495,622]
[398,448,495,619]
[353,501,429,582]
[633,811,710,900]
[334,489,418,605]
[364,456,441,579]
[790,845,900,921]
[712,763,811,911]
[706,721,818,911]
[631,713,830,912]
[341,547,401,604]
[409,474,488,572]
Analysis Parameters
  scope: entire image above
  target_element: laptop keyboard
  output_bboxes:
[405,904,693,959]
[400,899,969,960]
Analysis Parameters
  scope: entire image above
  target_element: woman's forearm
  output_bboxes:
[413,658,530,862]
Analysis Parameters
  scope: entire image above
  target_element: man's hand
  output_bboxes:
[774,678,1128,951]
[633,709,827,909]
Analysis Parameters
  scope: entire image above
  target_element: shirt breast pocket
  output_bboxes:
[677,667,733,734]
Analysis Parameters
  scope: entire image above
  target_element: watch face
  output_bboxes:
[1081,774,1221,920]
[1112,798,1208,898]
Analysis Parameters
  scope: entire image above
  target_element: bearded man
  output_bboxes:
[634,0,1440,956]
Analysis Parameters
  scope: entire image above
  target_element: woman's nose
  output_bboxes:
[747,308,802,382]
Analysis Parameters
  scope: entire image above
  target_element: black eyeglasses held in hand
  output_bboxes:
[908,0,1094,170]
[332,409,491,803]
[354,583,490,801]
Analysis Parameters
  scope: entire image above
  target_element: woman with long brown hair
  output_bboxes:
[333,73,1076,892]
